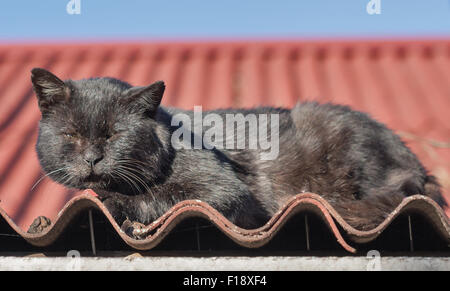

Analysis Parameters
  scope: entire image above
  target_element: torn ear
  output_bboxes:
[122,81,165,117]
[31,68,69,112]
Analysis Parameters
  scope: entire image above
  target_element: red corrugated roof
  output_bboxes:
[0,40,449,232]
[2,191,449,253]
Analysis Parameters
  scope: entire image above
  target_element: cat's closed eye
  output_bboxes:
[63,132,77,139]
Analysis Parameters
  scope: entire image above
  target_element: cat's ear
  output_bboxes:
[31,68,69,112]
[122,81,165,117]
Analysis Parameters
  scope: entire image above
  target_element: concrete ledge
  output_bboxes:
[0,255,448,271]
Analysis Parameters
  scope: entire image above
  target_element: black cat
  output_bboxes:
[29,68,446,234]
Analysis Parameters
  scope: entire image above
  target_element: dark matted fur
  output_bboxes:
[31,68,447,232]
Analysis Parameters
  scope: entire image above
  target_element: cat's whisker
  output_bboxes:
[124,170,151,194]
[113,169,141,195]
[110,170,133,193]
[45,172,77,195]
[119,167,151,194]
[116,161,149,174]
[31,167,70,191]
[116,161,156,184]
[116,165,152,194]
[116,164,147,178]
[114,160,154,187]
[117,158,148,166]
[59,173,74,187]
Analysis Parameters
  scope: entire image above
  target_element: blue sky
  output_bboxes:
[0,0,449,41]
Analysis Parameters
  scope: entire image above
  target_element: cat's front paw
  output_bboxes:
[27,216,52,234]
[120,219,147,240]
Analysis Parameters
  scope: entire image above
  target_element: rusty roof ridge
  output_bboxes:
[306,193,450,244]
[0,191,449,253]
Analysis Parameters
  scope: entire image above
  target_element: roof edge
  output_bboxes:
[1,191,448,253]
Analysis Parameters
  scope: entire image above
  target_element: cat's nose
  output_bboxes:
[83,151,103,167]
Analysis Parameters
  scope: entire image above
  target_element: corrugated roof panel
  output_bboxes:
[265,47,297,107]
[153,48,183,107]
[203,48,235,109]
[1,191,448,253]
[176,48,209,108]
[237,47,266,108]
[353,48,397,126]
[295,48,326,102]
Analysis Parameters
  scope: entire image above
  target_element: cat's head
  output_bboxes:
[31,68,168,193]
